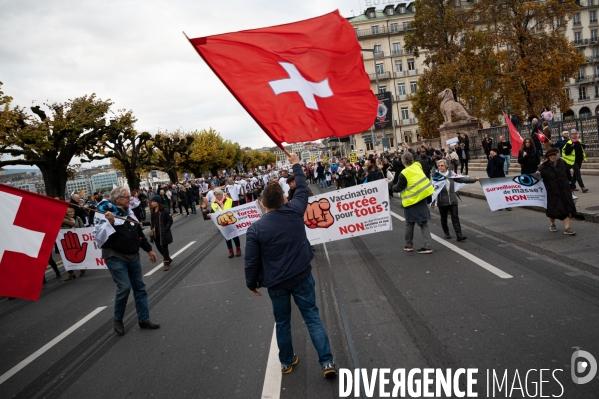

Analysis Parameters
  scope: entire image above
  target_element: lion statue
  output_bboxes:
[438,88,477,125]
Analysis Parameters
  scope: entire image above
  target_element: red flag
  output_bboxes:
[188,11,378,146]
[0,184,69,301]
[537,130,547,142]
[504,112,523,157]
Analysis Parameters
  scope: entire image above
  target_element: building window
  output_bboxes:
[579,86,587,100]
[374,44,382,53]
[366,142,374,151]
[591,11,597,23]
[594,46,599,57]
[595,85,599,97]
[399,6,406,14]
[407,58,415,71]
[390,23,398,32]
[575,31,582,44]
[354,28,358,36]
[557,18,563,28]
[403,21,409,31]
[379,86,386,94]
[579,66,586,79]
[564,88,570,99]
[574,13,581,25]
[395,60,403,72]
[368,11,375,18]
[371,25,379,34]
[401,107,409,120]
[375,63,384,74]
[397,83,406,95]
[592,29,598,41]
[410,81,418,94]
[386,7,394,16]
[392,42,401,55]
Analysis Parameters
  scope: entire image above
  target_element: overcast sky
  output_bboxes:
[1,0,366,169]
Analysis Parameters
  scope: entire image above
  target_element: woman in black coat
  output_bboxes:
[538,148,576,235]
[150,195,174,270]
[517,138,540,175]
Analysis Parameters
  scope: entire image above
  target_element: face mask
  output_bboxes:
[572,137,579,142]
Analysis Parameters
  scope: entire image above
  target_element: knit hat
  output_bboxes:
[151,195,163,204]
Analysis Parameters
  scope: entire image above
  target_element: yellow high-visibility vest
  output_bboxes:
[212,198,233,212]
[561,140,586,165]
[400,163,434,207]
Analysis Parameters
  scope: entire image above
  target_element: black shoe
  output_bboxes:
[114,319,125,336]
[444,233,451,239]
[56,273,61,279]
[506,207,512,211]
[456,235,467,241]
[322,362,338,378]
[139,320,160,330]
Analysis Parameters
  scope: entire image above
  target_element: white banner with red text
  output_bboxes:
[304,180,392,244]
[480,174,547,211]
[55,227,107,270]
[211,201,263,240]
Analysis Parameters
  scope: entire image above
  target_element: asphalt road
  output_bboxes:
[1,184,598,399]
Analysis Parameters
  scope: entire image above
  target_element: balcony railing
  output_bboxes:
[408,69,418,76]
[578,96,590,101]
[392,49,403,56]
[373,51,385,58]
[398,94,407,101]
[368,71,391,81]
[393,71,404,78]
[356,25,406,38]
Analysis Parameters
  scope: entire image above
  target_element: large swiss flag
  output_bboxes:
[188,11,378,146]
[0,184,69,301]
[503,112,523,157]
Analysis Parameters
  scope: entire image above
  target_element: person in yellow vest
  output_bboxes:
[562,129,588,193]
[208,188,242,258]
[392,151,435,254]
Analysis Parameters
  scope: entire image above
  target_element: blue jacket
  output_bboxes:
[245,163,313,290]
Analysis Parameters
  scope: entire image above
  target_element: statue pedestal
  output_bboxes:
[439,121,479,148]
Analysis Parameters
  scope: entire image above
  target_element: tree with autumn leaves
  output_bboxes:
[405,0,583,137]
[0,83,276,196]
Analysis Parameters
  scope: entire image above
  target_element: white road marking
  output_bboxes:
[391,211,513,279]
[144,241,196,276]
[0,306,106,385]
[261,324,281,399]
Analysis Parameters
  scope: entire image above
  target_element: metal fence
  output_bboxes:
[471,116,599,158]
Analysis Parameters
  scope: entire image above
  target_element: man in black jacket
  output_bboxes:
[486,150,512,211]
[94,187,160,336]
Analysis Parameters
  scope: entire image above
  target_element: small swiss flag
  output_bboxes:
[0,184,69,301]
[188,11,378,146]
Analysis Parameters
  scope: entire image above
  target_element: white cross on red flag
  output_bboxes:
[188,11,378,146]
[0,183,69,301]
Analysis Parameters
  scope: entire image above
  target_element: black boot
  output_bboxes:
[444,230,451,239]
[456,234,467,241]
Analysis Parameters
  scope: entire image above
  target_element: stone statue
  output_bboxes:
[438,88,477,126]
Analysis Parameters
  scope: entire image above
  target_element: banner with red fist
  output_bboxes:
[304,180,392,245]
[55,228,107,271]
[210,201,263,240]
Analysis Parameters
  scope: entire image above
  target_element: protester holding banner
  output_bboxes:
[245,153,337,378]
[393,151,435,254]
[150,195,174,271]
[456,142,470,175]
[431,160,479,241]
[93,187,160,336]
[209,188,241,258]
[486,149,511,211]
[537,148,577,235]
[63,207,85,281]
[518,138,541,175]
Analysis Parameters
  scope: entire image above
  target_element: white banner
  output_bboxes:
[55,227,107,271]
[480,175,547,211]
[431,174,468,204]
[304,180,392,244]
[446,137,459,146]
[211,201,263,240]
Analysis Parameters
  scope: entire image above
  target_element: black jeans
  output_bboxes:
[460,160,468,175]
[225,236,241,249]
[439,204,462,236]
[154,238,172,261]
[48,255,60,277]
[569,162,585,189]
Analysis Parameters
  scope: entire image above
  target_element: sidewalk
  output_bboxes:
[455,169,599,223]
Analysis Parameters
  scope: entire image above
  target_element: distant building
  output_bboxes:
[4,181,37,193]
[90,171,119,193]
[66,177,93,198]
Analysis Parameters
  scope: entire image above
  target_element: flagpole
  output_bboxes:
[69,203,143,225]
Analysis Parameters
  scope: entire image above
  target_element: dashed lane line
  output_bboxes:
[144,241,196,276]
[0,306,107,385]
[390,211,513,279]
